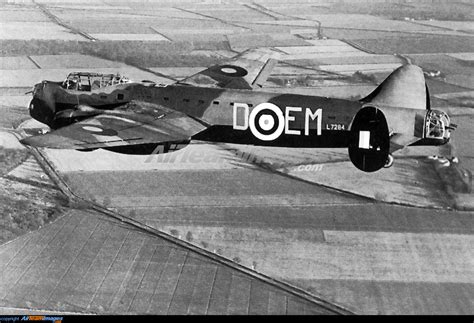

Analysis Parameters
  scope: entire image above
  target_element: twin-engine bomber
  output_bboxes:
[22,49,455,172]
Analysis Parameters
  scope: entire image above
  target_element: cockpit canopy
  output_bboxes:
[62,72,130,91]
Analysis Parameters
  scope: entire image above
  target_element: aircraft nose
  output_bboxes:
[28,98,55,127]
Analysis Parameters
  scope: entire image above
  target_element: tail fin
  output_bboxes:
[361,64,428,110]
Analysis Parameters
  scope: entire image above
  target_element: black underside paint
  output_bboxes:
[192,125,350,148]
[99,141,190,155]
[29,97,127,129]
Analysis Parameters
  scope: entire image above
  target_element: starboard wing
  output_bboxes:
[178,48,280,90]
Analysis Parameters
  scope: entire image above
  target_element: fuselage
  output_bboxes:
[29,81,364,147]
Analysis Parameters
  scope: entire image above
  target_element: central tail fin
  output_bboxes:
[361,64,428,110]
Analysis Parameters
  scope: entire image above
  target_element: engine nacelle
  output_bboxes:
[348,106,390,172]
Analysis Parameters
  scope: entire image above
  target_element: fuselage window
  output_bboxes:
[198,100,205,104]
[183,99,190,102]
[164,97,169,101]
[213,101,219,105]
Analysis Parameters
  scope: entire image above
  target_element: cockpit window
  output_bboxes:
[62,72,130,91]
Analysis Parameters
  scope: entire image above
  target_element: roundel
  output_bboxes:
[210,64,248,77]
[81,125,118,136]
[249,103,285,141]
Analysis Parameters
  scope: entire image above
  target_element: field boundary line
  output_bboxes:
[173,6,252,31]
[26,56,42,69]
[148,27,174,42]
[33,0,97,42]
[340,39,376,54]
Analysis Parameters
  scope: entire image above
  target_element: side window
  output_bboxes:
[117,93,124,100]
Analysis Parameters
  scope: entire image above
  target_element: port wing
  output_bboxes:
[21,101,207,150]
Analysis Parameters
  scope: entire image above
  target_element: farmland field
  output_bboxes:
[285,14,441,33]
[0,56,39,70]
[407,53,474,89]
[89,33,170,41]
[298,54,403,66]
[189,8,275,22]
[351,35,474,54]
[444,75,474,90]
[322,28,427,40]
[318,63,402,74]
[447,52,474,61]
[264,1,474,21]
[0,22,84,41]
[407,53,474,74]
[254,20,319,27]
[29,54,127,69]
[262,33,312,47]
[227,33,310,49]
[281,51,371,61]
[163,33,227,43]
[276,44,360,54]
[0,8,49,22]
[239,23,298,34]
[416,20,474,33]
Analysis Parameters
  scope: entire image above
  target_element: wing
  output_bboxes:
[21,101,208,150]
[178,48,280,90]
